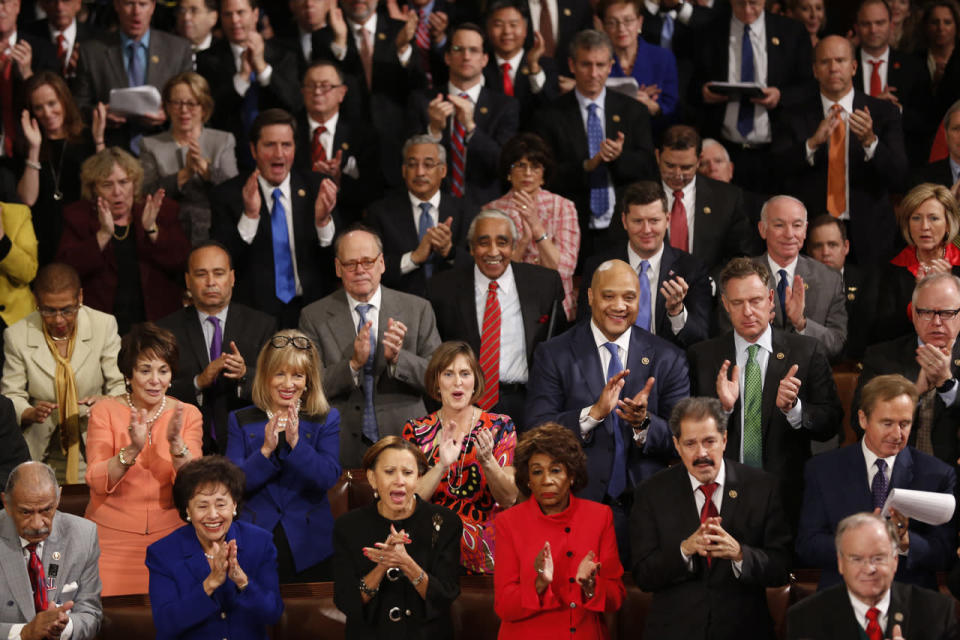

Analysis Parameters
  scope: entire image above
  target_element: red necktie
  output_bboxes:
[450,93,468,198]
[56,34,67,72]
[312,125,327,167]
[865,607,883,640]
[539,0,556,58]
[501,62,514,97]
[478,281,500,410]
[26,544,49,613]
[0,53,13,157]
[416,9,432,84]
[670,190,689,252]
[869,60,883,97]
[699,483,719,566]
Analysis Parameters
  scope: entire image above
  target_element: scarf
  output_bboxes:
[42,327,81,484]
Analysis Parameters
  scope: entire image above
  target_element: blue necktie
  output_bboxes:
[586,103,609,218]
[635,260,651,330]
[603,342,628,499]
[126,41,145,154]
[660,12,675,51]
[418,202,435,279]
[871,459,888,510]
[776,269,788,322]
[356,303,379,443]
[270,188,296,304]
[737,24,755,138]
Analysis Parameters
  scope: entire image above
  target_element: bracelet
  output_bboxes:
[144,227,158,235]
[171,443,189,458]
[118,446,136,466]
[535,232,549,243]
[410,570,425,586]
[25,160,41,171]
[359,578,379,597]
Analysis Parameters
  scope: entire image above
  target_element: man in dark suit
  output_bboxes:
[367,135,471,298]
[632,396,791,640]
[526,259,690,559]
[699,136,768,247]
[533,29,656,265]
[518,0,593,64]
[483,0,560,128]
[695,0,813,193]
[211,109,338,328]
[788,512,958,640]
[277,0,328,79]
[157,242,275,454]
[24,0,97,78]
[73,0,192,153]
[407,23,519,208]
[577,180,713,350]
[772,35,907,265]
[196,0,300,171]
[688,257,841,524]
[851,273,960,467]
[797,374,957,592]
[174,0,219,67]
[427,209,565,428]
[910,101,959,190]
[853,0,933,166]
[293,59,380,227]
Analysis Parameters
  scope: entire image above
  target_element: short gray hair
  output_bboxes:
[834,512,899,556]
[569,29,613,59]
[402,134,446,164]
[701,138,731,162]
[944,99,960,131]
[467,209,518,247]
[911,272,960,309]
[668,397,728,439]
[760,194,807,224]
[5,461,59,498]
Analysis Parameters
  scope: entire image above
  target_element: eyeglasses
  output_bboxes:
[304,82,344,94]
[603,17,638,28]
[38,305,79,318]
[449,45,483,56]
[166,99,201,110]
[338,253,382,272]
[915,307,960,321]
[269,336,312,350]
[841,553,895,568]
[403,159,442,170]
[510,161,544,173]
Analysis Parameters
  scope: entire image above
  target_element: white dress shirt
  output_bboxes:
[299,26,313,61]
[722,14,771,144]
[644,0,696,24]
[474,264,528,383]
[678,461,744,575]
[662,177,697,253]
[400,190,442,274]
[495,50,545,93]
[578,320,633,435]
[230,41,274,95]
[860,47,890,95]
[49,20,77,67]
[346,286,383,381]
[526,0,559,46]
[626,242,688,335]
[848,586,891,633]
[574,88,616,228]
[333,14,413,66]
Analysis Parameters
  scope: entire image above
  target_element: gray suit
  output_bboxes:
[299,286,441,468]
[140,128,239,245]
[0,511,102,639]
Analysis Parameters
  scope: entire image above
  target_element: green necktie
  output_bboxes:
[743,344,763,467]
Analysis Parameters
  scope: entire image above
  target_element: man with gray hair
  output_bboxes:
[909,100,960,193]
[0,461,102,639]
[367,135,473,298]
[852,272,960,467]
[788,512,957,640]
[427,209,565,428]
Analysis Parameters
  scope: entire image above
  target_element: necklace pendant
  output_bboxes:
[52,191,63,201]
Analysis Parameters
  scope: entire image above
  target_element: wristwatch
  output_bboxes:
[937,378,957,394]
[535,232,550,243]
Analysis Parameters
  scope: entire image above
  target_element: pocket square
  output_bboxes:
[61,582,78,594]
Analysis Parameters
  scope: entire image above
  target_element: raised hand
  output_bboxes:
[242,170,262,219]
[715,360,740,412]
[96,196,115,236]
[446,92,475,130]
[437,422,465,467]
[849,106,876,146]
[226,539,249,589]
[285,404,301,449]
[382,318,408,364]
[22,601,73,640]
[427,94,453,135]
[807,106,843,150]
[204,541,229,594]
[222,341,247,380]
[20,110,41,150]
[660,275,689,317]
[166,402,185,454]
[589,369,629,421]
[702,518,742,560]
[783,275,806,330]
[142,189,165,238]
[92,103,107,149]
[426,217,453,256]
[616,376,655,427]
[776,364,801,412]
[128,407,149,454]
[534,541,554,592]
[328,4,348,47]
[10,40,34,79]
[351,321,373,371]
[314,178,337,227]
[260,412,281,458]
[313,149,343,184]
[473,427,495,465]
[575,550,601,595]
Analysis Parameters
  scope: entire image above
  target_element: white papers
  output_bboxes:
[706,81,765,99]
[881,488,956,525]
[606,76,640,98]
[109,86,162,117]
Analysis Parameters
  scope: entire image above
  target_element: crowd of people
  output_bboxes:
[2,0,960,637]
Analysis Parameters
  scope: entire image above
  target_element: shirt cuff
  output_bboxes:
[8,623,24,640]
[316,219,335,246]
[579,407,601,436]
[398,44,412,66]
[331,43,347,60]
[804,142,816,165]
[528,69,546,94]
[233,72,251,96]
[863,136,879,161]
[237,214,259,244]
[400,251,419,274]
[668,307,688,334]
[783,398,803,428]
[680,546,695,570]
[257,64,273,86]
[732,559,743,577]
[61,617,73,640]
[939,382,958,407]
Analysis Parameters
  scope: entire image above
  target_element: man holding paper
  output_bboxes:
[796,374,956,592]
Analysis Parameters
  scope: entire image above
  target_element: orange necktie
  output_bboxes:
[826,104,846,218]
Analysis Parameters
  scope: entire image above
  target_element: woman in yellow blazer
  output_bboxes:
[0,202,39,329]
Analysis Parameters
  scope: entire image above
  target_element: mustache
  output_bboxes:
[693,457,714,467]
[22,527,49,538]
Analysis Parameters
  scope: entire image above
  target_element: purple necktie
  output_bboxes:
[207,316,222,361]
[871,459,888,510]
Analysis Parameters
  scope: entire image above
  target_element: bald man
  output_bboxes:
[526,259,690,562]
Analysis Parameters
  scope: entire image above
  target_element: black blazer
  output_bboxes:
[210,170,336,315]
[23,18,98,76]
[425,261,566,366]
[687,329,842,524]
[577,242,713,349]
[156,303,276,454]
[482,53,560,128]
[909,157,953,190]
[0,395,30,490]
[641,3,716,61]
[689,174,755,273]
[787,581,958,640]
[519,0,594,67]
[366,190,473,298]
[632,461,792,640]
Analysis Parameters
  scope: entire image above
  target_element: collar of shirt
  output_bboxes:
[230,41,248,70]
[408,189,441,213]
[351,13,378,39]
[644,0,659,14]
[861,436,898,480]
[495,50,525,77]
[257,173,292,207]
[734,323,772,357]
[732,13,765,42]
[19,538,43,556]
[474,262,517,298]
[194,32,213,53]
[589,317,632,359]
[861,46,890,69]
[767,253,798,286]
[346,286,383,327]
[663,176,696,207]
[3,32,15,53]
[51,20,78,46]
[196,305,229,331]
[575,87,607,116]
[847,587,891,632]
[687,459,727,510]
[950,157,960,184]
[448,78,484,104]
[308,111,339,137]
[820,87,855,117]
[627,240,664,278]
[120,28,151,52]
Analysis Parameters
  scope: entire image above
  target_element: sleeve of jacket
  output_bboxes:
[0,204,38,286]
[630,481,699,591]
[864,99,909,193]
[524,341,584,435]
[674,259,712,347]
[738,479,792,587]
[147,542,222,636]
[794,457,839,569]
[464,95,519,183]
[232,530,284,625]
[1,326,32,424]
[391,299,441,392]
[798,341,842,441]
[0,395,29,487]
[56,203,108,280]
[99,314,126,396]
[226,411,282,494]
[644,346,691,455]
[68,519,104,639]
[284,411,341,493]
[493,510,565,621]
[609,101,656,183]
[797,273,847,361]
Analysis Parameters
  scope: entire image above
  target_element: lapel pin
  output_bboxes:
[612,114,621,123]
[894,612,904,622]
[771,37,780,45]
[776,352,785,360]
[954,359,960,366]
[893,61,901,69]
[52,552,61,561]
[378,32,386,40]
[564,7,572,15]
[803,282,809,290]
[480,106,488,114]
[297,188,306,197]
[847,293,855,300]
[848,286,857,292]
[703,206,712,214]
[151,55,159,64]
[521,66,530,75]
[728,489,737,498]
[341,142,350,150]
[641,356,650,365]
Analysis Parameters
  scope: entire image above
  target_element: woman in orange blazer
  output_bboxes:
[85,323,202,596]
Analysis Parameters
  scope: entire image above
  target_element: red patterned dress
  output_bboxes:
[402,411,517,574]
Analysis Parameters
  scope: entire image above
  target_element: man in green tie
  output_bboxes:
[687,256,841,526]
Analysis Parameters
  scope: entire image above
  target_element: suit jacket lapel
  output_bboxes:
[328,291,359,358]
[515,267,544,360]
[692,176,712,258]
[762,331,790,441]
[885,583,910,636]
[475,88,491,132]
[573,323,605,416]
[656,245,677,331]
[0,515,36,621]
[70,308,95,373]
[459,270,481,346]
[890,445,914,490]
[563,94,588,159]
[107,33,128,89]
[185,309,210,370]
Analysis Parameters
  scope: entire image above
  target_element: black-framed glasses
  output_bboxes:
[270,336,312,350]
[38,305,79,318]
[915,307,960,321]
[166,99,201,110]
[338,253,382,272]
[304,82,344,94]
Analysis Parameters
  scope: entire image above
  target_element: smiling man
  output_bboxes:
[299,226,441,468]
[157,242,275,454]
[797,374,956,592]
[632,396,791,640]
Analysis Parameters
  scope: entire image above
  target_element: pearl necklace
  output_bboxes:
[125,393,167,444]
[266,399,301,430]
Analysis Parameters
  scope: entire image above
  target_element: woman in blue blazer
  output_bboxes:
[226,329,342,582]
[146,456,284,640]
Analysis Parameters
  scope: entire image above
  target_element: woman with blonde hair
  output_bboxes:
[226,329,341,583]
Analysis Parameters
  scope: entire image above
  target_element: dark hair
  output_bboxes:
[33,263,81,296]
[486,0,529,22]
[172,456,246,521]
[514,422,588,497]
[569,29,613,59]
[808,214,849,242]
[620,180,667,215]
[181,0,218,10]
[917,0,960,49]
[499,132,555,183]
[23,72,84,142]
[596,0,642,19]
[118,323,180,379]
[423,341,485,403]
[362,436,429,475]
[719,257,771,293]
[187,240,233,271]
[668,397,728,439]
[659,124,702,154]
[220,0,258,9]
[303,58,345,84]
[447,22,488,54]
[856,0,893,20]
[249,108,296,144]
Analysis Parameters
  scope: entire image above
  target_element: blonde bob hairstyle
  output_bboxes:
[251,329,330,417]
[80,147,144,201]
[162,71,215,124]
[897,183,960,248]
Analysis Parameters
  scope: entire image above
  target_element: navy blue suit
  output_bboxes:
[146,521,284,640]
[796,442,957,591]
[525,322,690,501]
[225,406,341,573]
